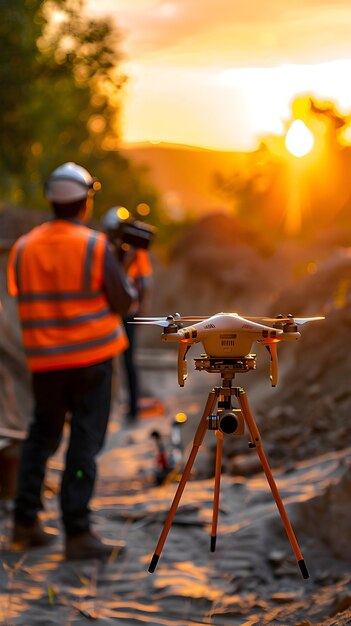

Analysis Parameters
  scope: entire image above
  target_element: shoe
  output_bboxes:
[65,530,126,561]
[12,519,57,549]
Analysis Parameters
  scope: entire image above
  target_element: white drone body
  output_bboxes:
[132,312,324,387]
[161,313,287,354]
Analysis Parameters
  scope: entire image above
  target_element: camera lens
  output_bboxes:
[219,412,239,434]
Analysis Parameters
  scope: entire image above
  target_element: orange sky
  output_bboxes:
[87,1,351,150]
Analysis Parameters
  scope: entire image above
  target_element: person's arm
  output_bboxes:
[7,242,19,297]
[7,236,28,297]
[103,242,138,316]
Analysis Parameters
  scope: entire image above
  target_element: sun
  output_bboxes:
[285,120,314,157]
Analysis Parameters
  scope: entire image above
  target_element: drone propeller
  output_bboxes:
[131,313,208,326]
[246,315,325,325]
[129,319,171,327]
[291,316,325,325]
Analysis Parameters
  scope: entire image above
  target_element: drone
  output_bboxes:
[132,311,325,578]
[132,312,324,387]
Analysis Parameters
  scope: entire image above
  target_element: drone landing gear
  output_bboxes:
[148,365,309,580]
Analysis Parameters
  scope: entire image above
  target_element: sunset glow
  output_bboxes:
[86,1,351,151]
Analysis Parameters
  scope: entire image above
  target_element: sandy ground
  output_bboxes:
[1,351,351,626]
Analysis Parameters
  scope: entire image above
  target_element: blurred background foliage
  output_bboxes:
[0,0,163,228]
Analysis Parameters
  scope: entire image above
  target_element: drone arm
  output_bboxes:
[178,343,190,387]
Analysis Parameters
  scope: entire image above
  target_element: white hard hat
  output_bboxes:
[44,162,98,203]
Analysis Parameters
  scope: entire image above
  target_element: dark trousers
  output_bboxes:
[15,359,113,535]
[122,316,139,417]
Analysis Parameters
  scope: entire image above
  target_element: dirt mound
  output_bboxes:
[170,212,262,257]
[151,214,281,319]
[211,246,351,476]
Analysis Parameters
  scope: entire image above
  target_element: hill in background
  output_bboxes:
[120,141,249,219]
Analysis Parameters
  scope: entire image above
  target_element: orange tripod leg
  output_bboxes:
[148,390,218,573]
[211,430,223,552]
[237,389,309,580]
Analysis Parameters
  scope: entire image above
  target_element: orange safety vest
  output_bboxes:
[7,220,128,372]
[127,249,152,280]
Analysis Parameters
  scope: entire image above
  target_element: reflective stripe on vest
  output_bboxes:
[11,221,127,371]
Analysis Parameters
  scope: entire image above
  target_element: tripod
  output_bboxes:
[148,355,309,579]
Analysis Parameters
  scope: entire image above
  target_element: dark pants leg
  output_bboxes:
[61,360,112,535]
[122,317,139,418]
[14,360,113,535]
[15,370,68,524]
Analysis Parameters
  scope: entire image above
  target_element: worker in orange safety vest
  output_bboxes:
[102,207,153,423]
[122,246,153,422]
[7,162,137,560]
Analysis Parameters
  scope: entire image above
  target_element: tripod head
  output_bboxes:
[130,312,324,387]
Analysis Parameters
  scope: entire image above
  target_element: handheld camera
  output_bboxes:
[102,206,156,256]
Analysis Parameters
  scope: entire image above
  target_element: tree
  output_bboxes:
[0,0,161,228]
[0,1,44,184]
